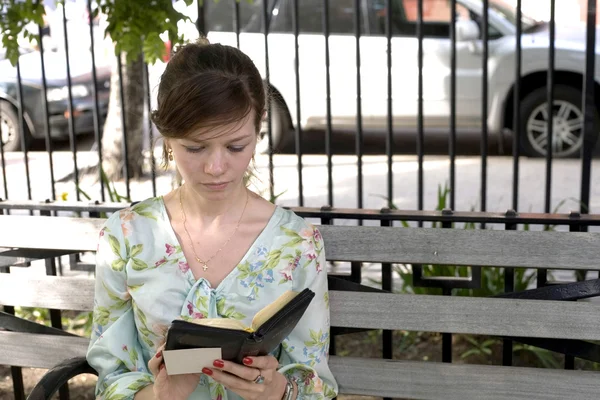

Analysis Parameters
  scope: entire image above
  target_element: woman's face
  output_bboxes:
[169,111,257,200]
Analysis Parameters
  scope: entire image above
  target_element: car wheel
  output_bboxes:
[519,85,595,158]
[0,102,24,152]
[256,97,291,154]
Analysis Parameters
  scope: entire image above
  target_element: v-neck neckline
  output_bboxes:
[159,196,282,291]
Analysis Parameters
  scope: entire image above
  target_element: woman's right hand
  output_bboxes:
[148,346,201,400]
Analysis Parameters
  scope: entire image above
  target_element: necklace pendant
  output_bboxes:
[201,263,208,271]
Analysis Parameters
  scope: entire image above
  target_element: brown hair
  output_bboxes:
[151,38,266,169]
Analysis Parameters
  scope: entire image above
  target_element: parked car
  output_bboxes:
[0,48,110,152]
[193,0,598,157]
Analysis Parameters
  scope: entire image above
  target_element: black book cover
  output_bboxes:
[165,288,315,364]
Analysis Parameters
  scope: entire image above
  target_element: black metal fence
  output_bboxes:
[0,0,599,215]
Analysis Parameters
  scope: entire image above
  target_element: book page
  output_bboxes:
[252,290,299,330]
[189,318,252,332]
[163,348,222,375]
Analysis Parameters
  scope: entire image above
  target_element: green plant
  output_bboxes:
[1,0,194,66]
[15,307,93,337]
[459,335,497,360]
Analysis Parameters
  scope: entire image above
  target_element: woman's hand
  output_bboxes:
[147,346,201,400]
[203,356,289,400]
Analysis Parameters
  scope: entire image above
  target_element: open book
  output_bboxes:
[164,288,315,364]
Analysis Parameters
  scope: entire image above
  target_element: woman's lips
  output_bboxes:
[203,182,229,190]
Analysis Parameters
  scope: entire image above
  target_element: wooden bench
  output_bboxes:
[1,214,600,400]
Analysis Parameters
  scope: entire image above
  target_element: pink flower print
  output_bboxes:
[155,257,167,268]
[291,254,301,270]
[165,243,176,256]
[315,261,322,273]
[119,209,135,222]
[121,222,132,237]
[178,261,190,273]
[313,377,323,392]
[306,252,317,261]
[216,395,223,400]
[152,323,169,338]
[304,372,315,385]
[186,302,204,319]
[122,345,128,352]
[119,209,135,237]
[280,265,294,282]
[299,228,314,241]
[313,228,322,242]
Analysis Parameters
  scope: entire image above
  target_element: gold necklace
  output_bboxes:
[179,186,249,272]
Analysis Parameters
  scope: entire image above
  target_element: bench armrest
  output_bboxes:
[27,357,97,400]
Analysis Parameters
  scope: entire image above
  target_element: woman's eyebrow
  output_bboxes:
[185,133,254,144]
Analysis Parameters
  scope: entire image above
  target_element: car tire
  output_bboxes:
[256,97,291,154]
[0,102,29,152]
[519,85,596,158]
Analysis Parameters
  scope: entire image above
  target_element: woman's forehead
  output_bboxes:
[186,115,256,143]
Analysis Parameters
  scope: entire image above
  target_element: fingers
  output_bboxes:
[241,356,279,371]
[210,359,268,383]
[148,345,166,377]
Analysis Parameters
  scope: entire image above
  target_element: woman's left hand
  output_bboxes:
[203,356,288,400]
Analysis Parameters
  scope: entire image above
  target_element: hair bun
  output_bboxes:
[196,36,210,46]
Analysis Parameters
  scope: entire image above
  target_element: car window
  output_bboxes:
[382,0,502,39]
[205,0,278,33]
[270,0,366,35]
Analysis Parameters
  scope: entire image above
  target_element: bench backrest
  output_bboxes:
[1,215,600,399]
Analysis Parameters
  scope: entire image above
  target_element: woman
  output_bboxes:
[87,39,338,400]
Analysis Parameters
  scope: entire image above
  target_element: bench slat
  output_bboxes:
[330,291,600,340]
[2,275,600,341]
[320,225,600,270]
[329,356,600,400]
[3,215,600,270]
[0,276,95,311]
[0,331,89,369]
[2,332,598,400]
[0,216,103,252]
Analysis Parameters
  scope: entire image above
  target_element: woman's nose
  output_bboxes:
[204,150,226,176]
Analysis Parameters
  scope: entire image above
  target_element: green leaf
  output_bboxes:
[93,307,111,326]
[124,238,131,258]
[111,259,126,272]
[281,227,302,238]
[129,348,139,365]
[127,380,151,392]
[131,258,148,271]
[135,211,158,221]
[108,235,121,257]
[130,244,143,258]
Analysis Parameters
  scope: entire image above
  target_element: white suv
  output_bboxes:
[187,0,598,157]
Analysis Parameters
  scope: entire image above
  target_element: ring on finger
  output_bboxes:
[253,369,265,384]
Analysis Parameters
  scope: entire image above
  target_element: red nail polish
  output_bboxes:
[213,359,224,368]
[242,357,253,365]
[202,367,213,376]
[159,363,165,371]
[155,351,162,358]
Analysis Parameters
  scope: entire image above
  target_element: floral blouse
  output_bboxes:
[86,197,338,400]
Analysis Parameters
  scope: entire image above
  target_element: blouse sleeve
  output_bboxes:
[86,212,154,399]
[277,224,339,399]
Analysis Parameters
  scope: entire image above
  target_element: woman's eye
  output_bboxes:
[184,146,204,153]
[228,146,246,153]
